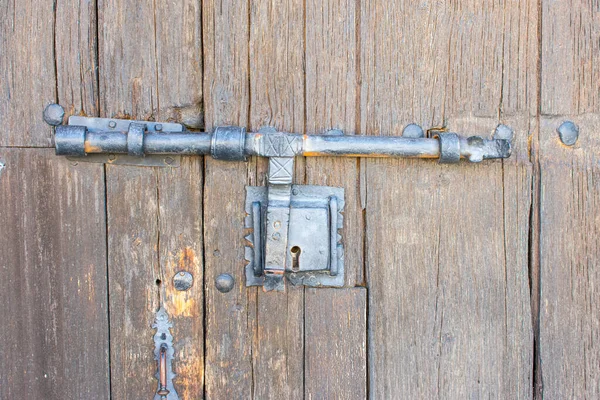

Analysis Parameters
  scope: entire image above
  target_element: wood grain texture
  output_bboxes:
[539,4,600,398]
[0,149,109,399]
[0,1,55,146]
[541,1,600,116]
[305,288,367,400]
[249,1,305,398]
[538,116,600,399]
[158,159,205,398]
[202,0,253,398]
[106,165,161,397]
[305,0,363,286]
[0,0,98,146]
[361,1,536,398]
[55,0,99,119]
[99,0,204,397]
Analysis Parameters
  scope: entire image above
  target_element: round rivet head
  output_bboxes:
[43,103,65,126]
[493,124,514,141]
[108,121,117,129]
[215,273,235,293]
[173,271,193,291]
[557,121,579,146]
[402,123,424,138]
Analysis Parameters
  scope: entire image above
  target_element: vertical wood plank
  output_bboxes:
[0,149,109,399]
[302,1,368,397]
[0,1,55,146]
[538,116,600,399]
[202,0,253,398]
[99,0,204,397]
[539,3,600,398]
[541,2,600,116]
[539,2,600,390]
[305,288,367,400]
[0,0,98,145]
[106,165,160,397]
[249,0,305,398]
[361,1,536,398]
[55,0,99,118]
[158,158,205,398]
[305,0,362,286]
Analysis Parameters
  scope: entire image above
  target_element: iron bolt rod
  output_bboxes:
[55,125,512,163]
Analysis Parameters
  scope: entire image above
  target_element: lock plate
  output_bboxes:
[245,185,344,288]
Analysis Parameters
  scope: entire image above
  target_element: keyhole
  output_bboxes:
[290,246,301,272]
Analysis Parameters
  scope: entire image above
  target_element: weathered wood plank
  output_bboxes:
[249,0,305,398]
[0,1,54,146]
[539,3,600,398]
[305,0,362,286]
[202,0,253,398]
[56,0,99,119]
[541,2,600,116]
[106,165,160,397]
[99,0,204,397]
[302,1,368,397]
[0,149,109,399]
[0,0,97,145]
[538,115,600,399]
[305,288,367,400]
[361,1,536,398]
[158,158,205,398]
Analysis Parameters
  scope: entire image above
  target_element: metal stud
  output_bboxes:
[215,273,235,293]
[493,124,514,141]
[557,121,579,146]
[43,103,65,126]
[173,271,193,291]
[402,123,424,138]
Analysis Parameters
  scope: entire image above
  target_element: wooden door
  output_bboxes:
[1,0,598,399]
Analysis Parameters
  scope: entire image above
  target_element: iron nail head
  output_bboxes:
[43,103,65,126]
[173,271,193,291]
[215,273,235,293]
[557,121,579,146]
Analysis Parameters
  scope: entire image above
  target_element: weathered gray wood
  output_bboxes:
[361,2,536,398]
[106,165,160,397]
[0,1,54,146]
[0,0,97,146]
[158,158,205,398]
[202,0,253,398]
[99,0,204,397]
[541,2,600,116]
[302,2,369,397]
[538,113,600,399]
[305,0,362,286]
[55,0,99,119]
[106,160,204,399]
[248,1,305,398]
[538,4,600,398]
[0,149,109,399]
[305,288,367,399]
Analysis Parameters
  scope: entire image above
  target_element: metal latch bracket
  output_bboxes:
[44,104,514,292]
[64,116,183,167]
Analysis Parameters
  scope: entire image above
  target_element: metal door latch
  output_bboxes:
[153,307,178,400]
[44,104,513,291]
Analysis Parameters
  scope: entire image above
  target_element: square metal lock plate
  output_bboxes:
[245,185,344,288]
